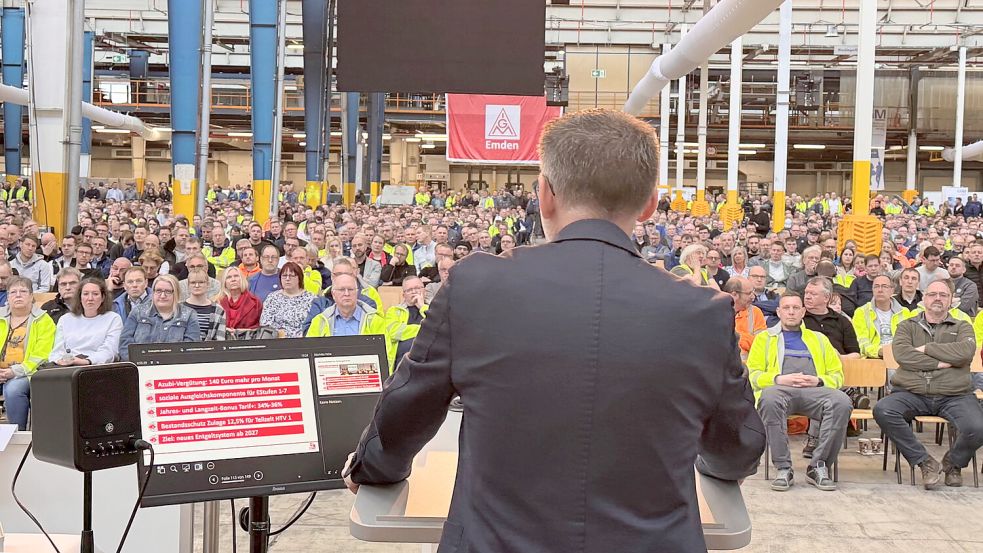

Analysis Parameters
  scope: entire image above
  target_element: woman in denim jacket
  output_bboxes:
[120,274,200,360]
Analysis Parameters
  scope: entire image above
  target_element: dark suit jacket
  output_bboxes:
[346,219,765,553]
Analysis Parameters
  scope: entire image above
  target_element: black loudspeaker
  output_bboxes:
[31,363,142,472]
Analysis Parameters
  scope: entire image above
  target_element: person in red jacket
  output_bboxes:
[218,267,262,330]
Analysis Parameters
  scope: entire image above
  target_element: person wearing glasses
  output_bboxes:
[119,274,201,361]
[725,276,766,355]
[260,262,316,338]
[249,245,284,302]
[183,269,227,341]
[705,248,730,289]
[0,276,55,430]
[307,272,391,362]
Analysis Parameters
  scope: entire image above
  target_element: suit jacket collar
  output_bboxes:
[552,219,641,258]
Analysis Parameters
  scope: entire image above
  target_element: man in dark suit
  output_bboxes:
[343,109,765,553]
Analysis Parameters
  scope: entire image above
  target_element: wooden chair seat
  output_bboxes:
[914,415,948,425]
[850,409,875,421]
[975,390,983,401]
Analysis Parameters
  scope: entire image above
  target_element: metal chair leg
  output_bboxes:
[763,440,770,481]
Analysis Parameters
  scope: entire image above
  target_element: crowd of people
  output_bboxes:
[0,175,981,493]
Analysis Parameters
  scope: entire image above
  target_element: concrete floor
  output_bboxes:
[193,427,983,553]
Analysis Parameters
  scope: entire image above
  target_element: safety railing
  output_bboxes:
[93,79,445,114]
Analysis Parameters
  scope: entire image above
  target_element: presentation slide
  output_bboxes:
[140,359,320,466]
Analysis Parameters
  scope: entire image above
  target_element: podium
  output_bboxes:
[350,411,752,550]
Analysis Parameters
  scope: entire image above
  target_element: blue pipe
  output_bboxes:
[301,0,327,185]
[344,92,359,185]
[81,31,94,158]
[366,92,384,195]
[249,0,276,185]
[167,1,202,172]
[1,8,25,179]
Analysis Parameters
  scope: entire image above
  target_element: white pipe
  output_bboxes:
[906,130,918,190]
[659,43,671,194]
[943,140,983,162]
[197,0,216,214]
[270,0,287,215]
[772,0,791,232]
[675,26,688,196]
[953,46,967,187]
[851,0,876,216]
[696,61,708,198]
[624,0,783,114]
[0,82,166,142]
[727,36,742,197]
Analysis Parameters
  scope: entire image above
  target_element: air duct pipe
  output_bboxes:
[624,0,784,115]
[2,7,25,182]
[943,140,983,163]
[0,83,167,142]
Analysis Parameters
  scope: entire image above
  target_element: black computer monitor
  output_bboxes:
[128,336,389,507]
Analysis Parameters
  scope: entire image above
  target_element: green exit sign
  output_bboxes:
[111,54,129,64]
[591,69,606,78]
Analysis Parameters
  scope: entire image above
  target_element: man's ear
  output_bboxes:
[538,175,555,220]
[636,189,658,222]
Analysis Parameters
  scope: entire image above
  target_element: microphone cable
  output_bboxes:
[11,442,62,553]
[115,439,155,553]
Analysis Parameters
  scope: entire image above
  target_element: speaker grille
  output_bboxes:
[77,366,140,439]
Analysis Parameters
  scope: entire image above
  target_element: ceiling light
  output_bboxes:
[920,145,944,151]
[421,143,437,149]
[299,141,306,146]
[793,144,826,150]
[740,143,766,148]
[383,133,392,141]
[284,85,297,91]
[405,137,422,143]
[330,131,342,137]
[91,125,105,130]
[227,132,252,137]
[739,150,758,155]
[286,43,304,50]
[889,145,904,151]
[154,127,173,132]
[416,133,448,141]
[96,128,130,134]
[292,133,306,138]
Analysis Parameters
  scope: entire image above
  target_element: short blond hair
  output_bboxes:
[538,109,658,216]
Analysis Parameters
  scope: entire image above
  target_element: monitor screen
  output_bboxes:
[129,336,389,507]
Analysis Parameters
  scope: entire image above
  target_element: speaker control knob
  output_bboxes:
[84,447,94,455]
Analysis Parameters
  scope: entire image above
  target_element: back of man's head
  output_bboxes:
[538,109,658,217]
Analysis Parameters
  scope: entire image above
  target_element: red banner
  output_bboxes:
[446,94,562,165]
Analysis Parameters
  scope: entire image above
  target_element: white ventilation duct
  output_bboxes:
[624,0,784,115]
[943,140,983,163]
[0,82,167,142]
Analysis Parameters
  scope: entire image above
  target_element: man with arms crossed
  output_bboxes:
[343,110,765,552]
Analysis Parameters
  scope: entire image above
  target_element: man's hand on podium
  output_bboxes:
[343,452,360,494]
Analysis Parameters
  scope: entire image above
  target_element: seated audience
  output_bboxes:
[249,245,283,301]
[0,276,55,430]
[178,254,221,299]
[113,266,151,320]
[260,262,316,338]
[380,244,417,286]
[425,257,455,303]
[219,267,262,330]
[41,267,82,324]
[385,275,429,367]
[120,274,201,360]
[725,276,766,354]
[873,279,983,489]
[49,277,123,366]
[946,256,979,317]
[747,292,851,492]
[11,235,53,293]
[306,273,391,363]
[183,270,227,341]
[895,268,923,312]
[749,265,780,326]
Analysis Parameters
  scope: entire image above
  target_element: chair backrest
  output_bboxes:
[840,357,887,388]
[881,344,897,369]
[33,292,57,309]
[972,348,983,373]
[654,260,666,269]
[379,286,403,311]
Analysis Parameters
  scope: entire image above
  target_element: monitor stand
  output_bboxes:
[82,472,95,553]
[248,496,271,553]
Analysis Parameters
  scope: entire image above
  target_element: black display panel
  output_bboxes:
[129,337,388,507]
[336,0,546,95]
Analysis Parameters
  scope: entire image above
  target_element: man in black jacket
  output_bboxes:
[343,110,765,553]
[962,241,983,309]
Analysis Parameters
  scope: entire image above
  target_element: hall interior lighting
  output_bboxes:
[383,134,392,140]
[793,144,826,150]
[227,132,253,137]
[299,142,306,146]
[919,145,944,151]
[889,145,904,151]
[404,137,422,143]
[421,143,437,149]
[740,143,766,148]
[416,133,448,141]
[330,131,342,137]
[738,150,758,155]
[95,128,130,134]
[286,43,304,50]
[292,133,306,138]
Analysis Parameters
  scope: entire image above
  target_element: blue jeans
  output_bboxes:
[873,391,983,469]
[2,376,31,430]
[973,373,983,394]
